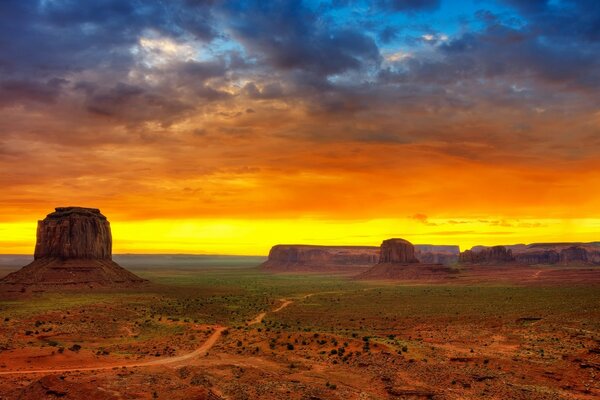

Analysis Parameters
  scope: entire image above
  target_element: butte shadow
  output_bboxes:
[0,207,146,291]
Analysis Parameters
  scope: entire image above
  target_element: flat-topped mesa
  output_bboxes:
[378,238,419,264]
[0,207,145,288]
[415,245,460,265]
[459,245,515,264]
[458,242,600,265]
[34,207,111,260]
[261,245,379,272]
[560,246,588,263]
[515,250,560,265]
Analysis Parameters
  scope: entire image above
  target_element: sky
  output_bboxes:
[1,0,599,255]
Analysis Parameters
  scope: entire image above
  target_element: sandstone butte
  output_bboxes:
[357,238,459,280]
[378,238,419,264]
[260,243,460,272]
[459,243,600,265]
[0,207,146,288]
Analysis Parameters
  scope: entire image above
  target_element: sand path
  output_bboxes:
[247,298,294,325]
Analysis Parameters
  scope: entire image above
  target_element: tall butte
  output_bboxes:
[1,207,146,288]
[358,238,458,280]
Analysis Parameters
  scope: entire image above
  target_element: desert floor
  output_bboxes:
[0,257,598,399]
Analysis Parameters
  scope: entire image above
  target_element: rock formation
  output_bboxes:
[261,241,463,272]
[514,250,560,265]
[357,238,460,280]
[459,246,515,264]
[261,245,379,272]
[415,245,460,265]
[378,238,419,264]
[459,242,600,266]
[0,207,146,288]
[559,246,588,264]
[33,207,112,259]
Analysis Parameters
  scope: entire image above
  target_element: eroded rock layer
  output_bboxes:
[459,246,515,264]
[261,245,379,272]
[460,243,600,265]
[378,238,419,264]
[34,207,112,259]
[0,207,145,288]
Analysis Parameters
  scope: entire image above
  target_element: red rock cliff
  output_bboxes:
[459,246,515,264]
[1,207,145,288]
[378,238,419,264]
[34,207,112,260]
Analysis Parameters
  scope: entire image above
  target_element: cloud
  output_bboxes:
[377,0,440,12]
[223,1,380,77]
[0,0,599,226]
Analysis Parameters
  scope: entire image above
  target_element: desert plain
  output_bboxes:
[0,253,598,400]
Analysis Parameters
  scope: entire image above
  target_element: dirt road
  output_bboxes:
[0,295,303,376]
[247,298,294,325]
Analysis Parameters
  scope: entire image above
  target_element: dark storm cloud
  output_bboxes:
[0,0,216,75]
[0,78,67,106]
[222,0,380,76]
[0,0,598,152]
[380,1,600,95]
[501,0,600,41]
[377,0,440,12]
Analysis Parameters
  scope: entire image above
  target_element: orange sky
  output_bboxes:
[1,1,599,255]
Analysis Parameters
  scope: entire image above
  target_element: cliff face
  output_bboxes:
[415,245,460,265]
[261,245,379,272]
[459,246,515,264]
[460,242,600,265]
[378,238,419,264]
[559,246,588,263]
[266,245,379,265]
[261,242,461,272]
[34,207,112,259]
[515,250,560,265]
[1,207,145,288]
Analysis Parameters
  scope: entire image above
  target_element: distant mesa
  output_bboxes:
[261,245,379,272]
[560,246,589,263]
[261,242,460,272]
[415,244,460,264]
[458,245,515,264]
[358,238,459,280]
[378,238,419,264]
[459,243,600,266]
[514,250,559,265]
[0,207,146,288]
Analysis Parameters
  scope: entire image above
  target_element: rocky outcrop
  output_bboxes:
[357,239,462,280]
[261,241,461,272]
[515,250,560,265]
[34,207,112,259]
[460,242,600,266]
[559,246,588,264]
[459,246,515,264]
[379,238,419,264]
[261,245,379,272]
[415,245,460,265]
[0,207,146,288]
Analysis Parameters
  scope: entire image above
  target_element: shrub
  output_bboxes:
[68,344,82,352]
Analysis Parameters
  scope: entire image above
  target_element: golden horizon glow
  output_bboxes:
[2,217,599,256]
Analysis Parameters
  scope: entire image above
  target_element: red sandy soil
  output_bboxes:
[357,263,600,285]
[0,273,598,399]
